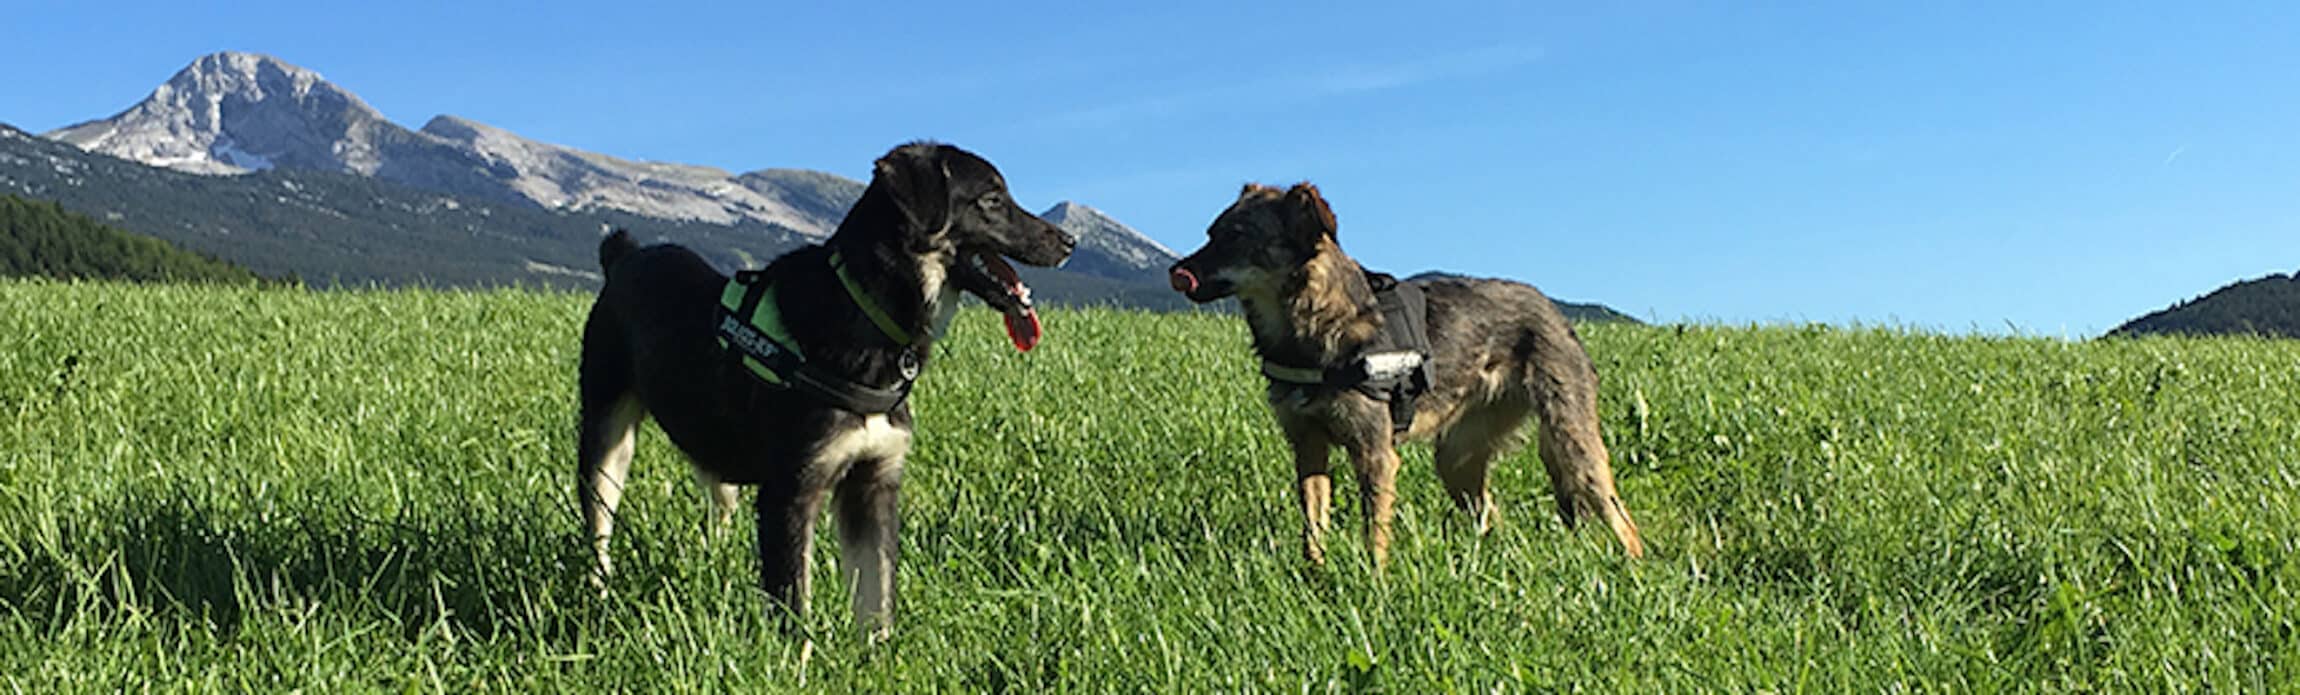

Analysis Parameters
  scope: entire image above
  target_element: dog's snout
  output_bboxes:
[1169,266,1199,294]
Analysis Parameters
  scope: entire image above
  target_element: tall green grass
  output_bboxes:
[0,279,2294,691]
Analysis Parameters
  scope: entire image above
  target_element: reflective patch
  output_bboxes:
[1362,351,1425,381]
[716,276,796,385]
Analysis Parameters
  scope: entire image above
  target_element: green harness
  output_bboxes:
[714,251,921,414]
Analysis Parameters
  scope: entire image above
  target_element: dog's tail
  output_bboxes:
[599,229,640,272]
[1528,327,1647,559]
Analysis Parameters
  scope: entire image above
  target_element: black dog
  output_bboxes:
[576,142,1074,636]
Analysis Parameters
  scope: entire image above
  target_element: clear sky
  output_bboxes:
[5,2,2297,334]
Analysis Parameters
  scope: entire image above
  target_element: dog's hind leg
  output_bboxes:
[835,455,903,641]
[577,308,648,591]
[1435,400,1530,535]
[1529,354,1645,558]
[577,395,644,591]
[1278,419,1335,565]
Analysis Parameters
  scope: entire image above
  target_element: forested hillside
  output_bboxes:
[0,194,266,283]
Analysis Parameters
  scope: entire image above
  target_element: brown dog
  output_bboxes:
[577,142,1074,636]
[1168,183,1643,566]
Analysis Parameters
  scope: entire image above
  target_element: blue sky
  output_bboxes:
[5,1,2298,334]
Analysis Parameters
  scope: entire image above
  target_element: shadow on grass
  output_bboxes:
[0,486,695,641]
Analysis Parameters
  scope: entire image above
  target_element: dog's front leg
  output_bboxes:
[1279,420,1334,565]
[1340,429,1400,570]
[835,455,903,641]
[755,486,827,627]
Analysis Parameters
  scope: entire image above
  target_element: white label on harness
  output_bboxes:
[719,315,784,361]
[1362,351,1424,381]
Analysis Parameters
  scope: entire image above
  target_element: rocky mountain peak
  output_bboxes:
[1037,200,1177,276]
[1039,200,1093,224]
[167,51,373,115]
[46,51,393,175]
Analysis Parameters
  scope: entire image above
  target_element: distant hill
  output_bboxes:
[1406,271,1641,324]
[0,194,264,283]
[2109,272,2300,339]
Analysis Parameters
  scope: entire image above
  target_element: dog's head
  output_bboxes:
[870,142,1075,350]
[1168,182,1337,303]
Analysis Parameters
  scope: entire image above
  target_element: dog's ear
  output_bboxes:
[1284,182,1337,242]
[874,145,952,235]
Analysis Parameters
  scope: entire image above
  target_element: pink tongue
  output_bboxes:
[979,252,1041,351]
[1004,308,1041,352]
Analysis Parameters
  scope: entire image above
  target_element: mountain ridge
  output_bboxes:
[6,119,1645,318]
[1405,271,1641,324]
[15,51,1638,320]
[6,119,1208,312]
[42,51,1178,273]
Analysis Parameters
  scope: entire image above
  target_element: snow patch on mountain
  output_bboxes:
[213,138,274,170]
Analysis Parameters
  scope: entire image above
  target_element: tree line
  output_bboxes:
[2110,272,2300,339]
[0,194,270,284]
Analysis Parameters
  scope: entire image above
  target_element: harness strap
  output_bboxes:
[1261,351,1424,390]
[716,268,916,414]
[719,271,794,385]
[1258,269,1434,433]
[1260,361,1329,386]
[830,250,913,346]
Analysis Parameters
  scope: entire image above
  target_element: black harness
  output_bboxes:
[713,256,922,414]
[1260,269,1435,433]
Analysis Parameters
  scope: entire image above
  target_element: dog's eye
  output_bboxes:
[977,193,1002,208]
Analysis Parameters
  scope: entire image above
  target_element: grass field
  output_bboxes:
[1,279,2296,691]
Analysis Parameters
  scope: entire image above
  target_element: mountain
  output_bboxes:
[47,52,843,237]
[1406,271,1640,324]
[2108,271,2300,339]
[23,51,1628,314]
[41,51,1175,278]
[47,52,529,205]
[416,115,847,234]
[5,121,804,288]
[47,52,387,176]
[1,193,267,284]
[732,168,868,236]
[1039,201,1178,278]
[3,121,1191,309]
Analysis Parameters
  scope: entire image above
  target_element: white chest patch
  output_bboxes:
[807,414,912,485]
[914,251,965,339]
[915,252,948,304]
[928,284,963,338]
